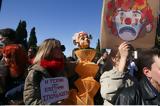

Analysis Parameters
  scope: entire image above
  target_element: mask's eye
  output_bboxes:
[81,37,85,40]
[119,11,126,17]
[133,13,140,18]
[133,11,141,18]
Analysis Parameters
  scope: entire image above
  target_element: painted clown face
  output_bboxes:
[106,0,154,42]
[114,8,150,41]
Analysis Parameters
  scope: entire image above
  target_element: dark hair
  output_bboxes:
[61,45,66,52]
[0,28,16,40]
[28,46,37,53]
[136,48,160,79]
[66,56,75,61]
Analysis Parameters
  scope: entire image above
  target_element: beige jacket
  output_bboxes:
[100,67,135,105]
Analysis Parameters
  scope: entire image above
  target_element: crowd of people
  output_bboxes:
[0,28,159,105]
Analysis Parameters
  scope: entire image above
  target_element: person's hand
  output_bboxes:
[118,42,129,59]
[117,42,130,72]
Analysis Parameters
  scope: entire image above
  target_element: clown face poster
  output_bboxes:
[100,0,160,49]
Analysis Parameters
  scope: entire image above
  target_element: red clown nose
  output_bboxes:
[125,18,132,25]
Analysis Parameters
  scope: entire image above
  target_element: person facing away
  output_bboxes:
[100,42,136,105]
[23,38,67,105]
[28,46,37,65]
[97,50,109,74]
[113,48,160,105]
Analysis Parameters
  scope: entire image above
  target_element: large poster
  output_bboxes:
[100,0,160,49]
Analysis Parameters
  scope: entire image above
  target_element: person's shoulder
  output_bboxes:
[113,84,141,105]
[26,65,46,81]
[100,67,125,78]
[100,68,116,80]
[119,84,140,97]
[27,64,44,75]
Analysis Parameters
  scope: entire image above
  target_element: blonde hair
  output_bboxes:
[33,38,61,64]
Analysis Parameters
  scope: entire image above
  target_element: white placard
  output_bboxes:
[40,77,69,104]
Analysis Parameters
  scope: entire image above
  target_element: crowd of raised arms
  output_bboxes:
[0,28,159,105]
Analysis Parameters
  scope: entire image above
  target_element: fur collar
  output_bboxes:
[40,58,64,71]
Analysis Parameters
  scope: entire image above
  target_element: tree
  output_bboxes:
[28,27,37,48]
[96,39,100,53]
[0,0,2,11]
[16,20,28,50]
[94,39,101,62]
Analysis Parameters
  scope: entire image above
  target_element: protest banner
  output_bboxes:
[40,77,69,104]
[100,0,160,49]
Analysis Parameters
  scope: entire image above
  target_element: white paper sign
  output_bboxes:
[40,77,69,104]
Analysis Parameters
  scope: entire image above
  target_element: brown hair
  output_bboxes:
[136,48,160,79]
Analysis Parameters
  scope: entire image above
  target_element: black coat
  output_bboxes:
[113,76,160,105]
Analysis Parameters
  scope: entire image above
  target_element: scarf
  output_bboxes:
[40,58,64,76]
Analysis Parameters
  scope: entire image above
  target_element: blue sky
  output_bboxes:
[0,0,103,56]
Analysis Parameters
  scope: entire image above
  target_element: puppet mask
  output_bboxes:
[73,32,91,49]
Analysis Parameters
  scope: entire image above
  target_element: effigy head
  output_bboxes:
[72,31,92,49]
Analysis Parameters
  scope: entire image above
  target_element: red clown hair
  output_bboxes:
[106,0,154,34]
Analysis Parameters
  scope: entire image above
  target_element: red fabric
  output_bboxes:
[40,58,64,76]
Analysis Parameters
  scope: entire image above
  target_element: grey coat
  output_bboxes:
[23,64,65,105]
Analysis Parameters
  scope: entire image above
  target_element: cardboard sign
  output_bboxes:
[40,77,69,104]
[100,0,160,49]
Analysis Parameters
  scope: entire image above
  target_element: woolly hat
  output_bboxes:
[0,28,16,40]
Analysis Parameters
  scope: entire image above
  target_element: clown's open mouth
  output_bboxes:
[119,27,136,36]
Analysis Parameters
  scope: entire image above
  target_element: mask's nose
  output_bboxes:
[125,18,132,25]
